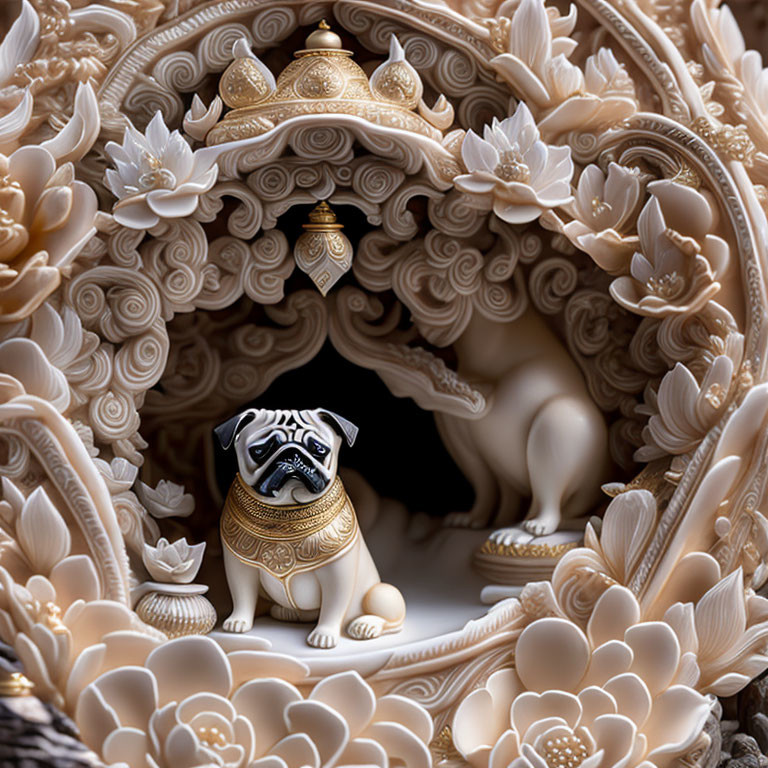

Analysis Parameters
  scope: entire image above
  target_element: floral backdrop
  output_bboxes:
[1,0,768,767]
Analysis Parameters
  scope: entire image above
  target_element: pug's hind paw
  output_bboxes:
[347,615,386,640]
[307,626,340,648]
[223,612,254,633]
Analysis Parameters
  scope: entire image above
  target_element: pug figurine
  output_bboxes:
[214,407,406,648]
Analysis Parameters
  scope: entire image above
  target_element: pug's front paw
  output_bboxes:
[223,612,254,633]
[307,625,340,648]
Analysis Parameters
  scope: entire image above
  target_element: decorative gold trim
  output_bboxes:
[477,540,580,558]
[220,475,359,579]
[0,671,34,697]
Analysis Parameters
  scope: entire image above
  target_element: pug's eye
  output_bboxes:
[248,435,282,464]
[306,437,329,460]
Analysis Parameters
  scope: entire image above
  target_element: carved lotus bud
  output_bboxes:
[218,37,276,109]
[370,35,424,109]
[293,201,353,295]
[142,537,205,584]
[183,94,223,142]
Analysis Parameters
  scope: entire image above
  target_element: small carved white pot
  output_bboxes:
[135,583,217,638]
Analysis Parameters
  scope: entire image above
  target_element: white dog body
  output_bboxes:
[441,309,609,543]
[216,408,405,648]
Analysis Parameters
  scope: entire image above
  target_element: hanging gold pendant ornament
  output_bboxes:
[293,201,353,295]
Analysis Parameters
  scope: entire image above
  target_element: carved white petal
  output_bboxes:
[509,0,552,75]
[374,694,434,745]
[625,622,681,696]
[146,636,232,706]
[0,338,70,411]
[102,727,151,767]
[271,732,320,768]
[515,618,590,692]
[50,555,100,610]
[586,640,633,687]
[40,82,100,165]
[642,686,712,760]
[228,650,308,689]
[453,668,520,765]
[694,568,747,664]
[462,130,499,173]
[284,700,349,767]
[308,670,375,738]
[364,721,432,768]
[587,586,641,648]
[16,486,71,574]
[0,89,33,153]
[599,490,656,583]
[183,94,223,142]
[0,0,39,86]
[232,678,301,753]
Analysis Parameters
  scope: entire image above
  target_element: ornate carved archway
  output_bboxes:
[1,0,768,765]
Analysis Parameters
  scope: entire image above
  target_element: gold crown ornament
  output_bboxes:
[206,22,442,145]
[293,201,353,296]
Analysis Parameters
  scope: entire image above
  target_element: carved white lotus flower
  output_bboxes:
[0,480,147,709]
[635,330,743,460]
[455,102,574,224]
[552,486,768,698]
[77,636,434,768]
[142,537,205,584]
[610,181,729,317]
[453,585,712,768]
[0,146,98,322]
[105,111,219,229]
[558,162,643,274]
[137,478,194,518]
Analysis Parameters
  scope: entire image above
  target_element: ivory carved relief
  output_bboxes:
[1,0,768,767]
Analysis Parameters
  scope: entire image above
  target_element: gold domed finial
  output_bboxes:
[306,200,339,226]
[305,19,343,50]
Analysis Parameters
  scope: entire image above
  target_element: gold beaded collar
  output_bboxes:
[220,474,358,580]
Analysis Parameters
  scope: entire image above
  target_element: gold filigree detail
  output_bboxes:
[478,539,580,558]
[432,725,462,762]
[669,163,701,189]
[0,671,34,697]
[691,116,756,166]
[219,58,273,109]
[484,18,511,54]
[220,475,359,579]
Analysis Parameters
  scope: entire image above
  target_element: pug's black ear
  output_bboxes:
[214,409,258,450]
[317,409,359,447]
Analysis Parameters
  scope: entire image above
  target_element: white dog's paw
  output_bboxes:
[489,526,533,547]
[444,511,484,529]
[522,513,559,537]
[307,625,340,648]
[347,615,386,640]
[223,612,253,633]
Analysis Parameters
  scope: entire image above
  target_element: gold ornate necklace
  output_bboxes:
[220,474,358,579]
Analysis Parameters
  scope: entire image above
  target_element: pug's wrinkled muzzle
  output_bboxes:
[256,446,329,497]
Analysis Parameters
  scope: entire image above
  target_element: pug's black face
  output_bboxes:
[247,432,332,497]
